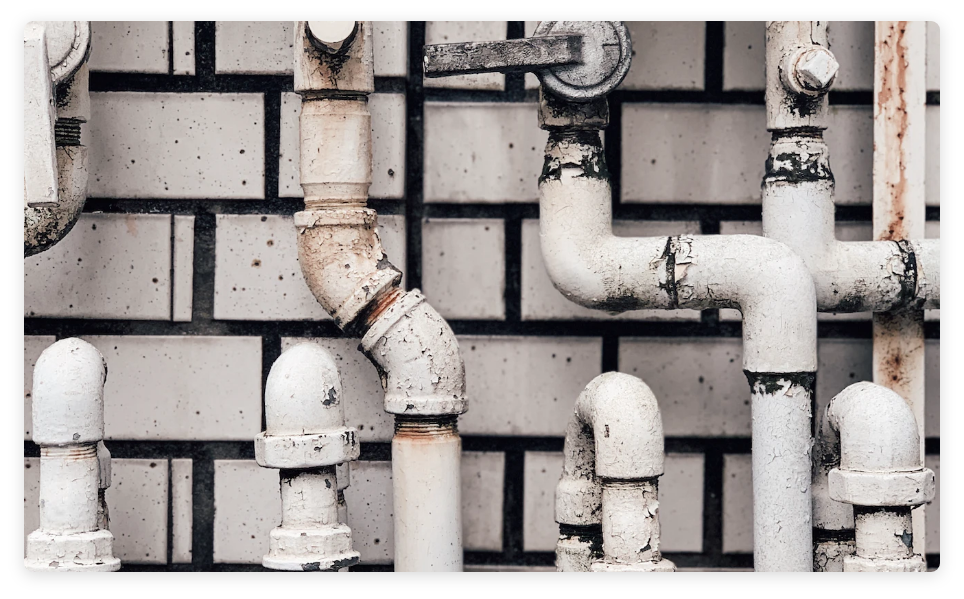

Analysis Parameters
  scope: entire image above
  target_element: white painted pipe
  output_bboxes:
[537,92,817,571]
[25,338,120,572]
[812,408,854,571]
[823,382,934,571]
[293,22,467,571]
[555,372,674,572]
[872,21,930,551]
[392,416,463,572]
[255,342,361,571]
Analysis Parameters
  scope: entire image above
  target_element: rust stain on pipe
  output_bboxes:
[875,21,910,242]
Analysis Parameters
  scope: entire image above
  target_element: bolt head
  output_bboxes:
[795,47,839,92]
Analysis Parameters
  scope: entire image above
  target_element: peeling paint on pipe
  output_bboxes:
[823,382,934,572]
[293,22,467,571]
[25,338,120,572]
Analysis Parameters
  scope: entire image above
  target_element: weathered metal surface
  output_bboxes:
[295,20,373,94]
[424,35,582,77]
[306,21,358,55]
[257,343,361,571]
[25,338,120,572]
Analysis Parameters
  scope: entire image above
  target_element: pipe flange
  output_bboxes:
[533,21,632,102]
[828,468,935,507]
[263,525,360,572]
[255,428,360,470]
[590,559,677,572]
[555,476,602,526]
[844,554,926,572]
[25,529,121,572]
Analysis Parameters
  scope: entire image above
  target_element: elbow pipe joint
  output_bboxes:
[255,342,361,572]
[24,142,87,257]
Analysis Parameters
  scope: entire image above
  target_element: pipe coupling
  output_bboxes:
[828,469,935,508]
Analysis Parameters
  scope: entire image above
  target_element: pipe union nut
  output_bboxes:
[828,468,935,508]
[255,428,360,470]
[555,476,602,526]
[844,554,926,572]
[263,524,360,572]
[24,529,121,572]
[781,45,838,96]
[590,559,677,572]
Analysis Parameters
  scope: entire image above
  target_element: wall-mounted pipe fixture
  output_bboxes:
[423,21,818,572]
[295,21,467,572]
[555,372,675,572]
[24,21,92,257]
[25,338,120,572]
[255,342,361,571]
[822,382,934,572]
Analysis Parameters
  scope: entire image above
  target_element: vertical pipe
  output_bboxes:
[872,21,927,549]
[392,415,463,572]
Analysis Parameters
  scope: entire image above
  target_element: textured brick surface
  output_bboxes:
[279,92,406,199]
[79,336,262,441]
[424,103,547,203]
[25,214,173,320]
[173,215,195,322]
[214,214,405,321]
[619,338,749,437]
[722,453,752,553]
[424,22,506,90]
[622,22,705,90]
[523,452,704,552]
[89,92,264,199]
[422,219,505,320]
[213,460,277,564]
[460,336,602,436]
[90,22,169,73]
[23,336,55,440]
[521,219,702,321]
[171,459,193,563]
[172,22,195,75]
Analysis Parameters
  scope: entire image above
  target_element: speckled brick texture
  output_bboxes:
[24,22,940,571]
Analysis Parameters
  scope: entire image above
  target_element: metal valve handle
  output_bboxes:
[24,21,91,208]
[423,21,632,102]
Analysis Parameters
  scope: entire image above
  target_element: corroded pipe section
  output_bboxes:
[823,382,933,572]
[538,90,817,571]
[555,372,675,572]
[25,338,120,572]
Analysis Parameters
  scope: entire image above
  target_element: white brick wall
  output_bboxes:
[90,22,169,74]
[422,219,505,319]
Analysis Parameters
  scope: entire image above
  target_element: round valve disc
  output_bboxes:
[534,21,632,102]
[45,21,91,84]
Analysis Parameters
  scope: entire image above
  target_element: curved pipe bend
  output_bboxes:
[24,145,87,257]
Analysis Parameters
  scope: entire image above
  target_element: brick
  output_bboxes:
[722,22,764,91]
[23,459,39,555]
[926,455,939,554]
[424,103,547,203]
[927,22,940,91]
[461,452,505,551]
[421,218,505,320]
[89,92,264,199]
[424,22,506,90]
[279,92,405,199]
[521,219,702,321]
[108,459,169,564]
[281,337,395,442]
[214,214,405,321]
[172,22,195,75]
[173,215,195,322]
[344,461,393,564]
[722,453,752,553]
[89,22,169,74]
[24,336,55,440]
[79,336,261,441]
[213,460,278,564]
[621,22,705,90]
[214,21,406,77]
[171,459,193,563]
[460,336,602,436]
[927,105,940,207]
[827,22,875,92]
[619,338,749,437]
[25,214,173,320]
[523,452,704,552]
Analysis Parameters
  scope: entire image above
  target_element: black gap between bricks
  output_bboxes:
[26,21,941,571]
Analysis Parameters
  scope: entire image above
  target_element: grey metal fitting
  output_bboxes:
[781,45,838,96]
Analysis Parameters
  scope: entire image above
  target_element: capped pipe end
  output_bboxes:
[32,338,106,446]
[263,525,360,571]
[264,342,345,437]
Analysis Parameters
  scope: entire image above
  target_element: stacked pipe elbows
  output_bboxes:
[555,372,675,572]
[824,382,935,572]
[25,338,120,571]
[255,342,361,571]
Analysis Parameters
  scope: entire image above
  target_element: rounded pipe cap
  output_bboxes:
[265,343,345,437]
[32,338,106,446]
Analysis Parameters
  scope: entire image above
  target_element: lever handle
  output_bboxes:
[24,23,59,208]
[422,21,632,102]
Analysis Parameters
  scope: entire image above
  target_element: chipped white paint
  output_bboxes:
[823,382,934,572]
[555,372,675,572]
[293,22,468,571]
[25,338,120,571]
[255,343,360,571]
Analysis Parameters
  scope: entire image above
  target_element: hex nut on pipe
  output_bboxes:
[25,338,120,572]
[256,343,361,572]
